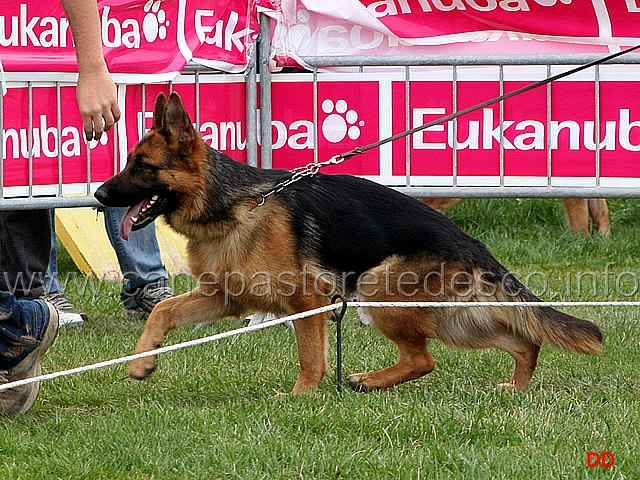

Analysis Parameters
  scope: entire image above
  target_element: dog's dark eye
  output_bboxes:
[134,162,160,173]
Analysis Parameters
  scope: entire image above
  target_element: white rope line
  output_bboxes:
[0,304,339,393]
[349,301,640,308]
[1,299,638,392]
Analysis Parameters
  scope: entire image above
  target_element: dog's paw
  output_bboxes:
[291,381,319,395]
[129,357,158,380]
[497,379,531,392]
[347,372,378,393]
[497,381,517,392]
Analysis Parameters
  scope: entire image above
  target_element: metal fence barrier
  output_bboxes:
[0,66,254,210]
[289,53,640,200]
[3,30,640,210]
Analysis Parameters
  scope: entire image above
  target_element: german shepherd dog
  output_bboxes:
[95,93,602,394]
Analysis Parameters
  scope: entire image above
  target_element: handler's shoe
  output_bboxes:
[0,300,59,417]
[123,280,173,320]
[43,292,85,327]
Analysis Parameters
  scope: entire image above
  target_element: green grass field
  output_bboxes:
[1,198,639,479]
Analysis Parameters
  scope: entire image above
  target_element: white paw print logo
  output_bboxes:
[321,99,363,143]
[143,0,170,43]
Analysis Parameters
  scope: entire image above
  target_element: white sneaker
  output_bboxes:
[58,311,84,328]
[247,312,294,330]
[193,312,294,332]
[43,292,85,328]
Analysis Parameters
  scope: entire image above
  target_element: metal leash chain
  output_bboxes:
[253,44,640,208]
[255,154,345,206]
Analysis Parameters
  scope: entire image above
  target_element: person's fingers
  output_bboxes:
[85,118,103,141]
[84,108,120,141]
[84,119,95,142]
[103,102,121,132]
[112,104,122,124]
[93,118,104,141]
[80,100,120,140]
[103,111,115,134]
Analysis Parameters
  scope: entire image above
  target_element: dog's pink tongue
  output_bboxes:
[120,201,146,240]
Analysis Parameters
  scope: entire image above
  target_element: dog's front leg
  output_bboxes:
[291,312,329,394]
[129,287,236,380]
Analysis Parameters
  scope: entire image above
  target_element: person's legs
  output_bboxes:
[0,291,59,417]
[44,210,63,295]
[104,207,172,318]
[0,210,51,300]
[43,210,86,326]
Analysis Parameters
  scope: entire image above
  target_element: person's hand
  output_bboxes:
[76,64,121,141]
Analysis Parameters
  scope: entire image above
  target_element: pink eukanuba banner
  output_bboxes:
[0,0,257,75]
[3,0,640,195]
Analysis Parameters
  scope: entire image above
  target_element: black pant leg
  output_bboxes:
[0,210,52,299]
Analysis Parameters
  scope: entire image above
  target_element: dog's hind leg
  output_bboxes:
[493,335,541,392]
[129,288,239,380]
[348,308,436,392]
[348,337,435,392]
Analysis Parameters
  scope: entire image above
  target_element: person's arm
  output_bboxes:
[60,0,121,140]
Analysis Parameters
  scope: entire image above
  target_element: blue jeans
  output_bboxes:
[46,208,168,308]
[0,291,51,368]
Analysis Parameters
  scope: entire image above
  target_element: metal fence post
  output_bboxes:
[259,13,272,170]
[245,43,258,168]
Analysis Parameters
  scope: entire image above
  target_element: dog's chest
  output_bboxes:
[186,235,248,279]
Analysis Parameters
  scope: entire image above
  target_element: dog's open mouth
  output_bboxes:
[120,195,169,240]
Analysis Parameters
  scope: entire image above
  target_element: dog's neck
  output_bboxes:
[165,146,289,235]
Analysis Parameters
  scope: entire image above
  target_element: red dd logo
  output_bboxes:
[586,451,615,468]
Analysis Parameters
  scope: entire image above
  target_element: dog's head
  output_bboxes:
[95,92,204,239]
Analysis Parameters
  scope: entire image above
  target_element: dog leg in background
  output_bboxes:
[420,197,463,213]
[562,198,590,236]
[129,288,239,380]
[563,198,611,237]
[427,197,611,237]
[588,198,611,237]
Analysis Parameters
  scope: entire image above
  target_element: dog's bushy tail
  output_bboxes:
[528,306,603,354]
[500,275,603,354]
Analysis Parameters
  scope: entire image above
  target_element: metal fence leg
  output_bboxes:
[259,13,272,170]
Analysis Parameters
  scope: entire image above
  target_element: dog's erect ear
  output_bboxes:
[162,92,196,150]
[152,93,168,130]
